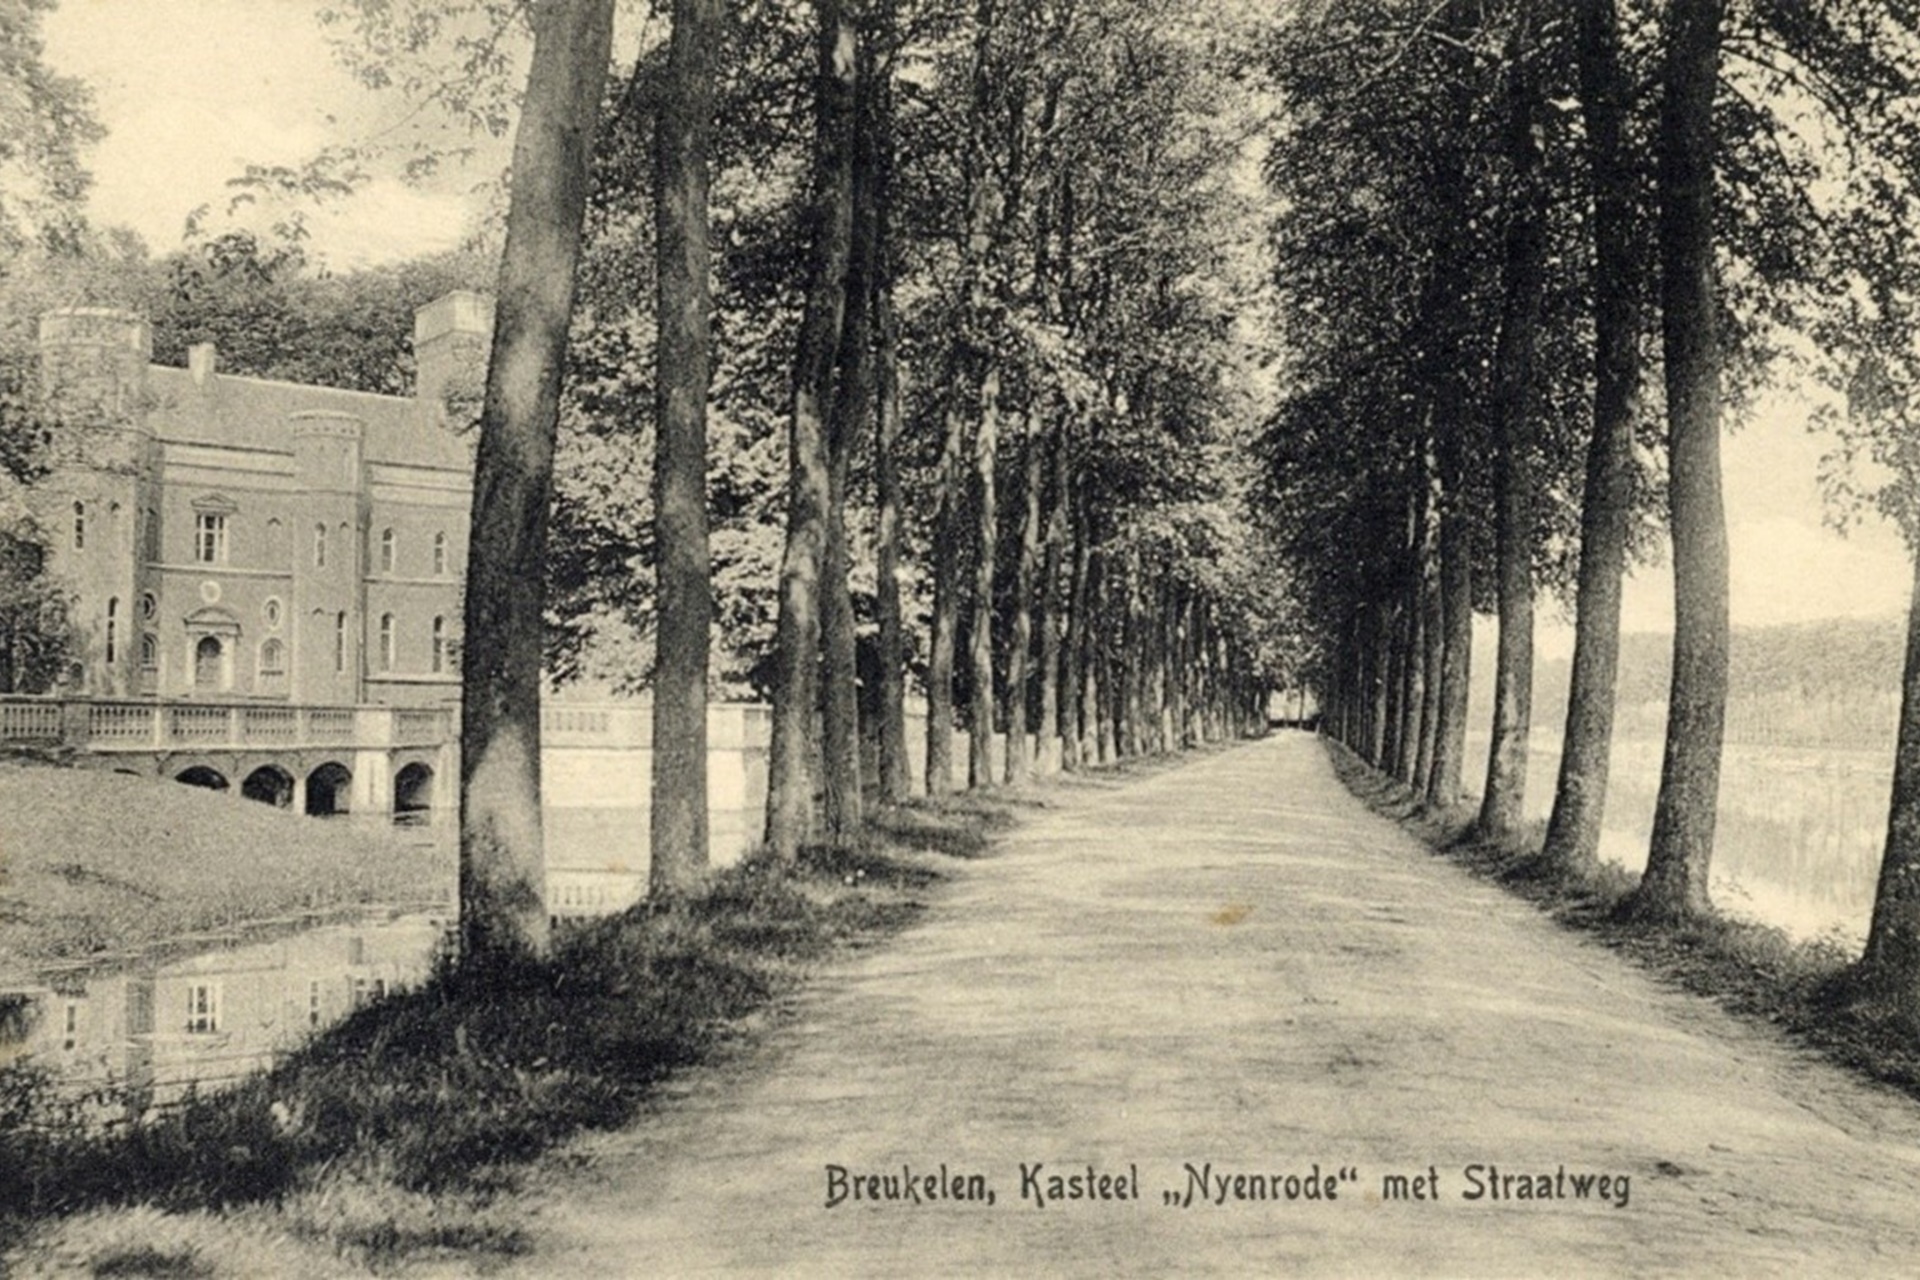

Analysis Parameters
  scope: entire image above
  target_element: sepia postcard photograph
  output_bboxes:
[5,0,1920,1275]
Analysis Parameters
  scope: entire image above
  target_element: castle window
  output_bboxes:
[431,616,447,673]
[334,612,347,675]
[195,513,228,564]
[105,598,118,664]
[380,528,396,574]
[140,591,156,622]
[263,597,283,630]
[144,508,159,563]
[260,638,286,675]
[314,523,327,569]
[72,502,84,550]
[433,531,448,576]
[140,633,158,671]
[184,982,221,1035]
[267,517,286,562]
[379,613,395,672]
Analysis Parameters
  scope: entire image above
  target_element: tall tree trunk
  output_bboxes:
[459,0,615,963]
[1368,606,1391,768]
[765,0,857,860]
[926,381,965,796]
[1381,600,1406,775]
[1855,552,1920,1005]
[1005,410,1043,783]
[649,0,721,896]
[1061,478,1091,769]
[1427,446,1473,809]
[1396,574,1425,784]
[1415,538,1444,794]
[1632,0,1729,922]
[1038,427,1069,771]
[870,13,908,806]
[821,24,883,843]
[968,366,1001,788]
[1477,2,1546,841]
[874,288,910,803]
[1543,0,1639,873]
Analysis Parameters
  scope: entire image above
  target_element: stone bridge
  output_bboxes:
[0,698,455,823]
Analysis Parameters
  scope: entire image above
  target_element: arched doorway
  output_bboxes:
[306,762,352,817]
[176,765,229,792]
[394,762,434,825]
[241,764,295,808]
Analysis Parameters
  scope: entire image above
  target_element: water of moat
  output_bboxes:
[4,745,1896,1105]
[0,800,757,1108]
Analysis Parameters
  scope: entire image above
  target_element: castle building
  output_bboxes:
[34,291,490,707]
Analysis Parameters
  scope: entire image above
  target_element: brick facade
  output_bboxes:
[35,292,489,707]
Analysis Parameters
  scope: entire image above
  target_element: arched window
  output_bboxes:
[144,508,159,562]
[194,635,223,690]
[105,598,118,664]
[433,531,448,576]
[431,616,447,673]
[334,612,347,674]
[72,501,84,551]
[139,632,158,671]
[260,638,286,675]
[266,517,285,563]
[314,523,328,568]
[380,528,396,574]
[140,591,156,622]
[378,613,396,672]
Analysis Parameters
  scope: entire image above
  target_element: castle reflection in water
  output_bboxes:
[2,913,444,1108]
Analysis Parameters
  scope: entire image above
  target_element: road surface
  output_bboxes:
[461,733,1920,1278]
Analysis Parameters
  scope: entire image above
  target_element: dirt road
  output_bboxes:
[469,734,1920,1278]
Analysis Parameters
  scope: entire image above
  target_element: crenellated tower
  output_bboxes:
[36,307,156,695]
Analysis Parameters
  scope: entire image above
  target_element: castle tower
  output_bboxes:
[412,290,493,429]
[37,308,156,695]
[290,411,367,705]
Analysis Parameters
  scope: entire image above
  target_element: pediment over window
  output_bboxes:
[183,606,241,635]
[191,493,238,515]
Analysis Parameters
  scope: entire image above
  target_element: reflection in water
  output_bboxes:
[2,800,764,1101]
[1465,732,1888,944]
[1,913,446,1109]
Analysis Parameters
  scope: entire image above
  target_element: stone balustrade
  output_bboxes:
[0,697,456,753]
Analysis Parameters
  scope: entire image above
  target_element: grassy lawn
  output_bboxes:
[0,758,452,972]
[0,795,1010,1276]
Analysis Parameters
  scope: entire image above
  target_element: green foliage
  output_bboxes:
[0,521,76,694]
[0,0,105,258]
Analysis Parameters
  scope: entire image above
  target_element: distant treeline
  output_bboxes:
[1491,618,1907,753]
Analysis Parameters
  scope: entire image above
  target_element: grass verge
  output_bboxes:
[1325,739,1920,1107]
[0,797,1006,1275]
[0,759,451,968]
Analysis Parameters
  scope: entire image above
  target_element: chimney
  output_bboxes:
[413,290,494,426]
[188,342,217,386]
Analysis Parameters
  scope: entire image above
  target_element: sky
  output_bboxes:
[37,1,1917,640]
[42,0,512,268]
